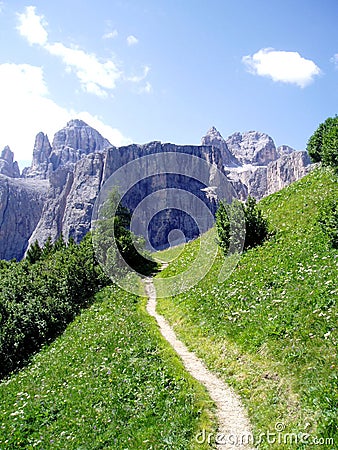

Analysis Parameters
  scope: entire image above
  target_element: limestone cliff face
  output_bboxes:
[202,128,313,200]
[0,120,315,260]
[22,133,52,179]
[0,176,48,260]
[267,151,312,196]
[30,141,225,250]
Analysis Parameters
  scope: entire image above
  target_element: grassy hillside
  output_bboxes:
[156,167,337,449]
[0,285,215,449]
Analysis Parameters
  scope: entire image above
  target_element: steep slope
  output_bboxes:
[0,176,48,260]
[0,287,214,449]
[155,167,337,448]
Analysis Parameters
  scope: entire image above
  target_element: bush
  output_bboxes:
[216,195,269,253]
[307,116,338,172]
[93,189,158,276]
[0,233,109,379]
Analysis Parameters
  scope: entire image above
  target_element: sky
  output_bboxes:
[0,0,337,168]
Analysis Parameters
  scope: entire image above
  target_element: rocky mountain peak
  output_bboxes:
[201,127,239,167]
[205,126,223,138]
[51,119,112,155]
[1,146,14,164]
[0,146,20,178]
[22,133,52,179]
[225,130,278,166]
[23,119,113,179]
[33,132,52,164]
[66,119,89,128]
[277,145,296,158]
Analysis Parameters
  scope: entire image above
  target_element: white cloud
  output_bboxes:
[103,30,118,39]
[0,63,130,166]
[16,7,149,97]
[126,35,139,46]
[127,65,150,83]
[45,42,122,97]
[138,82,152,94]
[17,6,122,97]
[330,54,338,68]
[242,48,321,88]
[17,5,48,45]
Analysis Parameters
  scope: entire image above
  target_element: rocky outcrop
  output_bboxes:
[0,175,48,260]
[49,119,111,169]
[23,119,112,179]
[202,128,313,200]
[225,131,278,166]
[267,151,312,196]
[22,133,52,179]
[276,145,295,158]
[201,127,239,167]
[0,146,20,178]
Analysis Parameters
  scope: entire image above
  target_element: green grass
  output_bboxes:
[0,285,216,449]
[155,167,338,449]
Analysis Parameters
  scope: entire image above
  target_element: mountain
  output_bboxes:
[0,146,20,178]
[201,127,313,200]
[201,126,239,167]
[0,121,313,260]
[23,119,112,179]
[0,176,48,260]
[225,130,278,165]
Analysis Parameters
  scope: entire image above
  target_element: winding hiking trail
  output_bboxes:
[144,277,254,450]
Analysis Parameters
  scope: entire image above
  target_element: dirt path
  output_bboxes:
[144,277,254,450]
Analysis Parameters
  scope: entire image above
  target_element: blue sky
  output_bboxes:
[0,0,337,167]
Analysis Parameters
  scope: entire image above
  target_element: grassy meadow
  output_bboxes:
[155,167,337,449]
[0,285,216,449]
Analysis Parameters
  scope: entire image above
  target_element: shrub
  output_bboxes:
[93,189,158,276]
[307,115,338,172]
[216,195,269,253]
[0,233,109,379]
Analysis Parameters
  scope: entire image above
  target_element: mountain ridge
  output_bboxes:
[0,120,313,260]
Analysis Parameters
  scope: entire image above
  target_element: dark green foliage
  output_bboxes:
[216,195,269,253]
[215,198,245,253]
[244,196,269,249]
[318,196,338,248]
[307,115,338,172]
[25,240,42,264]
[26,235,67,265]
[0,233,109,379]
[53,233,67,252]
[94,189,158,276]
[41,236,53,259]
